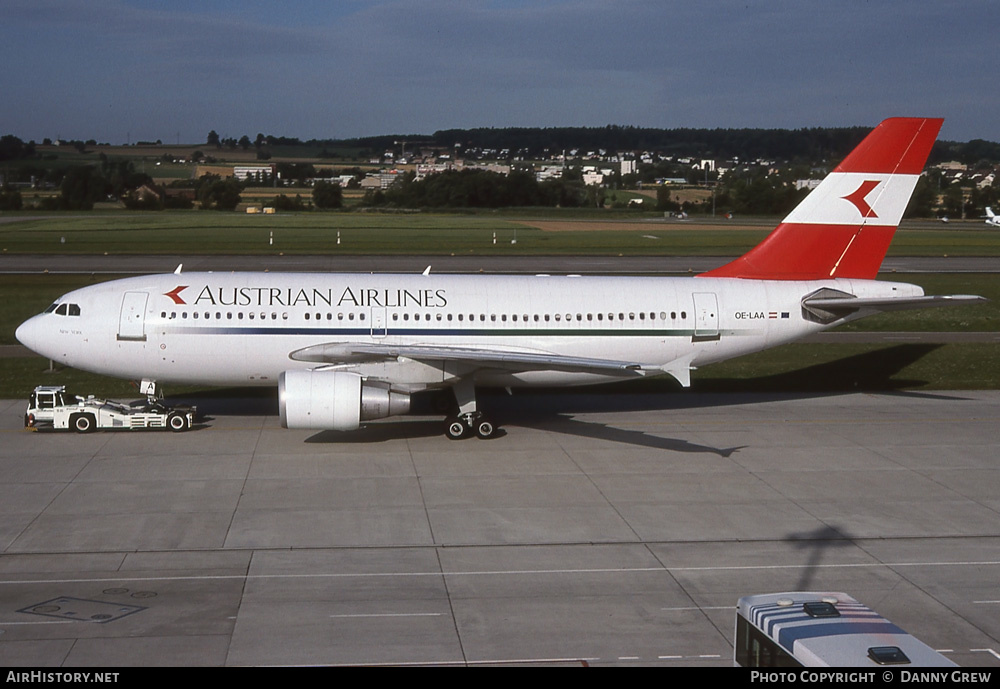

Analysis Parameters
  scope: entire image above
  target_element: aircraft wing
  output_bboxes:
[289,342,697,386]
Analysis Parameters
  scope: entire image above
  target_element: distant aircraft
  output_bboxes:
[985,207,1000,227]
[16,118,984,440]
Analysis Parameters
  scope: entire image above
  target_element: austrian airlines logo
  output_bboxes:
[842,180,880,218]
[164,285,189,305]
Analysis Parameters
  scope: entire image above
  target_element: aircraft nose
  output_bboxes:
[15,316,43,355]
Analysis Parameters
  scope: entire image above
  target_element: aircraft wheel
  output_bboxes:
[72,413,96,434]
[474,417,497,439]
[445,417,469,440]
[167,412,190,432]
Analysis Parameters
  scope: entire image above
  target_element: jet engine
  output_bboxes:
[278,370,410,431]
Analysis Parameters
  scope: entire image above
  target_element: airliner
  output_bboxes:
[15,117,984,439]
[985,207,1000,227]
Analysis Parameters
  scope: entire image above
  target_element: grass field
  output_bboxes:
[2,211,1000,256]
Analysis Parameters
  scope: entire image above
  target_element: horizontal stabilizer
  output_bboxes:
[802,292,986,323]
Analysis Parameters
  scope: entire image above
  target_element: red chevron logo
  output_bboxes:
[842,180,880,218]
[164,285,189,305]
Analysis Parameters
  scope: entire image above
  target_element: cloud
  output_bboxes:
[1,0,996,141]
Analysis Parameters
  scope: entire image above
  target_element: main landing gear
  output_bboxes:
[444,379,499,440]
[445,412,497,440]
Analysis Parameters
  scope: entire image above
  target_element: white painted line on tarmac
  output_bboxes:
[0,558,998,587]
[329,612,444,618]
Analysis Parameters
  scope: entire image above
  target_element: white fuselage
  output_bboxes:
[16,271,921,390]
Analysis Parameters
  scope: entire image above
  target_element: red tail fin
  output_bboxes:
[699,117,942,280]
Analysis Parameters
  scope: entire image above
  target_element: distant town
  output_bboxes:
[1,125,998,219]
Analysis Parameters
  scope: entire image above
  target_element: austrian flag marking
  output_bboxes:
[842,180,881,218]
[164,285,188,305]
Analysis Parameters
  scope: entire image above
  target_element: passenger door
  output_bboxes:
[117,292,148,342]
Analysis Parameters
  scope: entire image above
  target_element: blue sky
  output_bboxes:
[2,0,998,144]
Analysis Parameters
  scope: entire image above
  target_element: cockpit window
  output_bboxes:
[50,303,81,317]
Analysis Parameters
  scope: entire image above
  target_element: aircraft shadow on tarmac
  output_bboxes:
[169,344,968,450]
[784,524,859,592]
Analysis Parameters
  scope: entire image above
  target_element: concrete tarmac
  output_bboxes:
[0,390,998,667]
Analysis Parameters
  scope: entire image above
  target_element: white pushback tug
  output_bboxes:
[25,385,196,433]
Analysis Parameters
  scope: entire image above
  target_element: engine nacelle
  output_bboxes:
[278,370,410,431]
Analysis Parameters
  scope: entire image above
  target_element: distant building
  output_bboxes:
[361,172,401,190]
[234,164,277,182]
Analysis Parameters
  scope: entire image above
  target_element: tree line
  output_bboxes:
[231,125,1000,167]
[365,169,602,209]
